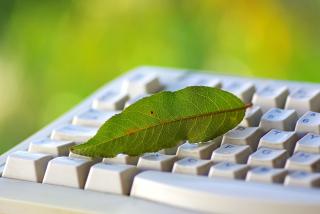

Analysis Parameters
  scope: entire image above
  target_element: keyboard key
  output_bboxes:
[222,126,264,151]
[51,124,97,143]
[159,147,178,156]
[285,152,320,172]
[103,154,139,165]
[72,109,119,127]
[2,151,53,183]
[259,108,298,132]
[43,156,93,188]
[295,111,320,135]
[172,157,212,175]
[159,141,184,155]
[124,94,149,108]
[247,147,288,168]
[69,151,102,162]
[131,171,320,213]
[258,129,298,155]
[92,91,129,111]
[240,106,263,127]
[211,144,251,164]
[28,139,75,156]
[285,88,320,116]
[167,74,221,91]
[284,171,320,188]
[177,139,221,160]
[137,153,177,171]
[208,162,249,180]
[192,77,221,88]
[122,73,163,97]
[223,81,255,103]
[246,167,287,184]
[85,163,140,195]
[252,85,289,112]
[295,133,320,154]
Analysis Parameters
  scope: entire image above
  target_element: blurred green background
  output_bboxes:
[0,0,320,154]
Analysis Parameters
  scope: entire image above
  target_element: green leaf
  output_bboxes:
[71,86,250,158]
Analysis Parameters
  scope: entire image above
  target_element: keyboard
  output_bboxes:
[1,66,320,214]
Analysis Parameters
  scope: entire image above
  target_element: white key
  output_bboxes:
[43,157,93,188]
[193,77,221,88]
[177,139,221,159]
[159,147,178,156]
[211,144,251,164]
[295,111,320,135]
[3,151,53,183]
[252,85,289,112]
[240,106,263,127]
[284,171,320,188]
[222,126,264,151]
[246,167,287,184]
[85,163,139,195]
[137,153,177,171]
[247,147,288,168]
[258,129,298,155]
[51,124,97,143]
[69,151,102,162]
[285,88,320,116]
[208,162,249,180]
[295,133,320,154]
[28,139,75,156]
[103,154,139,165]
[92,91,129,111]
[167,74,221,91]
[223,81,255,103]
[124,94,149,108]
[259,108,298,132]
[131,171,320,214]
[285,152,320,172]
[172,157,212,175]
[72,109,119,127]
[122,73,163,97]
[159,141,184,155]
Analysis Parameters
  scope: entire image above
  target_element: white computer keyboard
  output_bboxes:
[1,66,320,214]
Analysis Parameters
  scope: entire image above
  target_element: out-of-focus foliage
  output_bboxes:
[0,0,319,153]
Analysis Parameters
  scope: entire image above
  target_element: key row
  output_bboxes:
[240,107,320,135]
[33,139,320,173]
[73,101,320,138]
[45,120,320,157]
[167,73,320,116]
[49,106,320,150]
[95,72,320,116]
[69,105,320,134]
[17,135,320,173]
[3,151,320,196]
[28,123,320,172]
[88,94,320,140]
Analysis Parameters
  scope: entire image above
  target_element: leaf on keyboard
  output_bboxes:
[71,86,250,157]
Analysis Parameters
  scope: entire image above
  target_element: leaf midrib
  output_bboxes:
[78,103,252,149]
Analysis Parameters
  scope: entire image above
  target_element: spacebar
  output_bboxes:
[0,177,193,214]
[131,171,320,214]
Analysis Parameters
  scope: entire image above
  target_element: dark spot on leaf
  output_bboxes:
[150,111,154,115]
